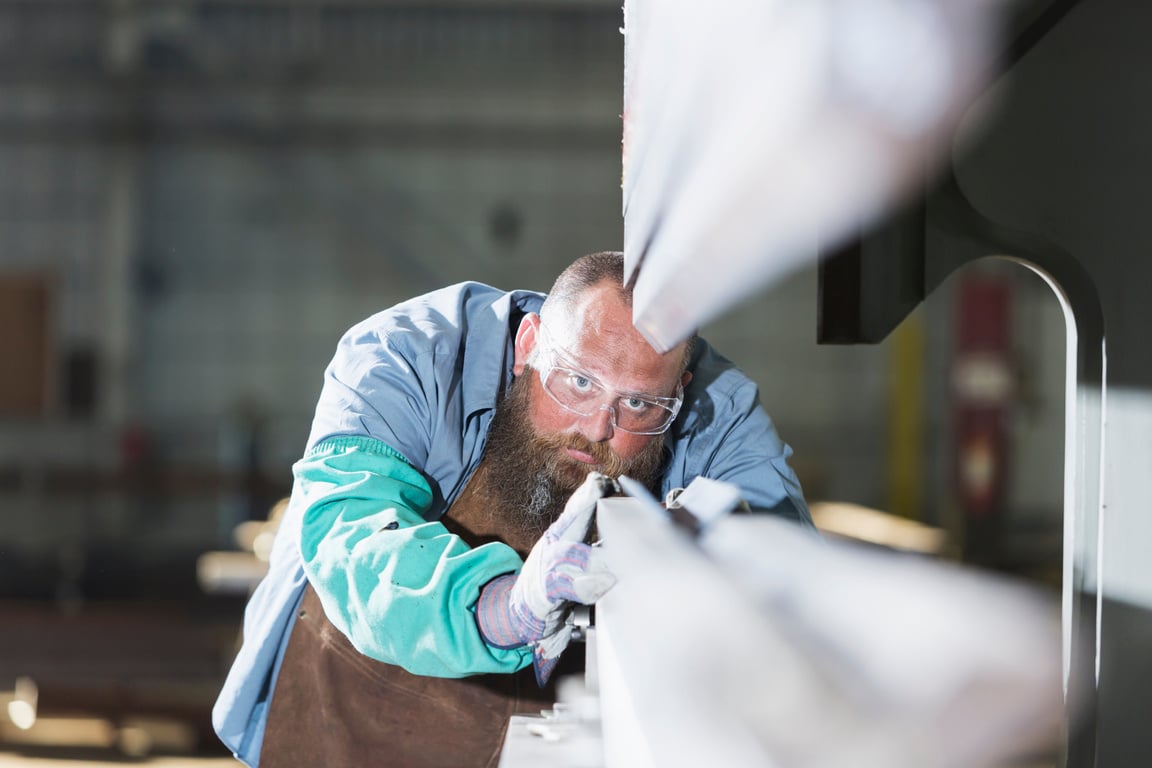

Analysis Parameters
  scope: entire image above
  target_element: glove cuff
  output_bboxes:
[476,573,530,649]
[476,573,552,649]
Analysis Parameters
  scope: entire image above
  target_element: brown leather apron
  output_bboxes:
[260,461,572,768]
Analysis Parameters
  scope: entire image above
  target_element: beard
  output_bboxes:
[476,366,667,544]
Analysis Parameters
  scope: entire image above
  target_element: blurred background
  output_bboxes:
[0,0,1079,763]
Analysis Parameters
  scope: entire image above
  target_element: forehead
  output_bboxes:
[547,283,683,394]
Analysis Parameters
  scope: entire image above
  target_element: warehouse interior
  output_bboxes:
[0,1,1148,765]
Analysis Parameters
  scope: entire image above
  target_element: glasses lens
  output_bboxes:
[541,367,676,434]
[613,395,675,434]
[542,367,602,412]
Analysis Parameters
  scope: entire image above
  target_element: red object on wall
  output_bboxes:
[952,274,1014,521]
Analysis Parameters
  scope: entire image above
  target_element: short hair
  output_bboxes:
[540,251,628,324]
[540,251,697,373]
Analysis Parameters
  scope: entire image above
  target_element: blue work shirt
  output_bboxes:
[212,281,810,765]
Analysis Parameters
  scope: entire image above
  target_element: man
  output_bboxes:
[213,251,810,766]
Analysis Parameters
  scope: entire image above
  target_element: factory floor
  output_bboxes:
[1,597,245,768]
[0,749,239,766]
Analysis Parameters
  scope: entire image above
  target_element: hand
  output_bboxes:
[476,472,617,684]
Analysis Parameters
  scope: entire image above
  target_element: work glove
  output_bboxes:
[476,471,617,685]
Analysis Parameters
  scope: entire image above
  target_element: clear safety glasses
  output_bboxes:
[535,326,683,435]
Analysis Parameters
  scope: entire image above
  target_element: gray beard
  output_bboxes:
[476,367,666,546]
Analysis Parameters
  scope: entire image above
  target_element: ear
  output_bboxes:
[513,312,541,376]
[679,369,693,389]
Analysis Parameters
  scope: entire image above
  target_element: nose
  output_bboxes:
[578,405,615,442]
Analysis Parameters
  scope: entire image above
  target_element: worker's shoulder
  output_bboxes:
[390,281,508,319]
[686,337,755,396]
[372,281,542,326]
[341,281,543,350]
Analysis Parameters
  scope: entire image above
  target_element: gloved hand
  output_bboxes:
[476,471,617,685]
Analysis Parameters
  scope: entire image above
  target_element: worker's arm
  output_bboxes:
[295,435,532,677]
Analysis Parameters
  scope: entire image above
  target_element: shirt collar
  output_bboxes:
[462,286,544,420]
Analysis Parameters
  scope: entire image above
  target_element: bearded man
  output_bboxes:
[213,251,810,767]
